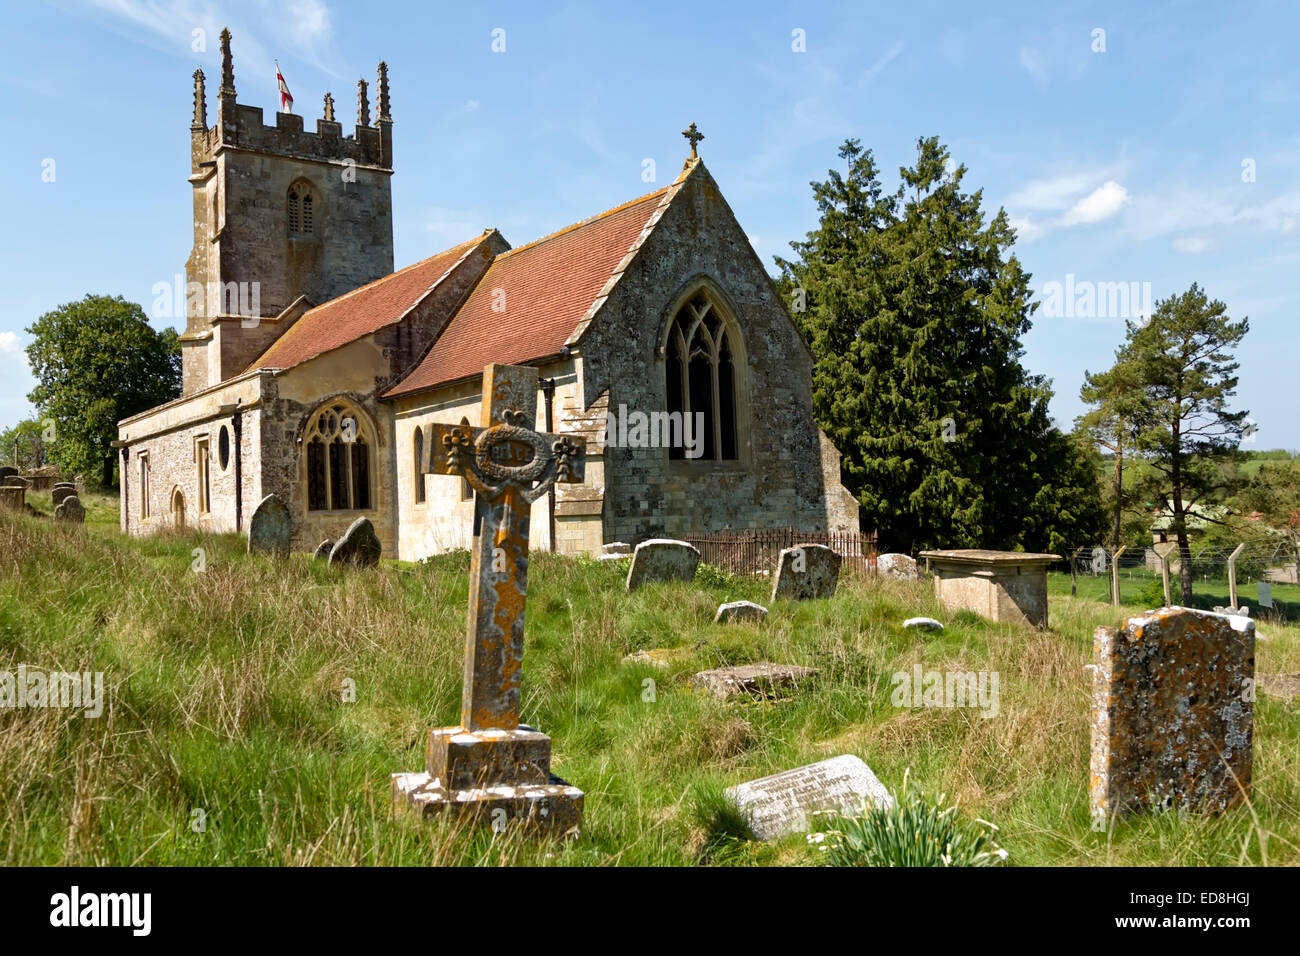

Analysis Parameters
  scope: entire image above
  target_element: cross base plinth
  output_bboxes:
[425,725,552,789]
[393,724,583,835]
[391,772,584,835]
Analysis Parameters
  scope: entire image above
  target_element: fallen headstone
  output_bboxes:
[329,516,382,568]
[1258,673,1300,701]
[1091,606,1254,819]
[726,754,893,841]
[714,600,768,624]
[54,496,85,524]
[247,493,291,558]
[622,647,693,668]
[903,617,944,631]
[626,538,700,591]
[690,662,818,701]
[770,544,842,602]
[313,539,334,561]
[877,553,918,579]
[602,542,631,556]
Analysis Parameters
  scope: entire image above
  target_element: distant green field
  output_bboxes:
[1049,569,1300,623]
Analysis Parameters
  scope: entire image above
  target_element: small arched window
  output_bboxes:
[305,401,373,512]
[664,292,741,461]
[412,426,425,504]
[288,180,317,237]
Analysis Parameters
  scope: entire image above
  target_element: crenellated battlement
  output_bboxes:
[190,29,392,172]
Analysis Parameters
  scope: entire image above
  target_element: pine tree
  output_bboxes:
[778,138,1101,551]
[1118,284,1250,603]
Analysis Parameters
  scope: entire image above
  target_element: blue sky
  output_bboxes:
[1,0,1296,447]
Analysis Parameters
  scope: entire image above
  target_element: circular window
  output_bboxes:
[218,426,231,471]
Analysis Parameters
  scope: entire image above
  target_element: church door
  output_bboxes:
[171,488,186,527]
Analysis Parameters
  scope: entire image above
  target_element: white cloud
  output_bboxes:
[1173,237,1212,254]
[1061,181,1130,225]
[1006,178,1130,242]
[0,332,22,354]
[1008,172,1098,212]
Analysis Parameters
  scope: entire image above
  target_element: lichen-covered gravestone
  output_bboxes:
[625,538,700,591]
[726,754,893,841]
[328,516,381,568]
[877,552,917,579]
[51,485,76,507]
[1091,607,1254,822]
[247,493,291,558]
[53,495,85,524]
[770,544,842,602]
[391,363,587,834]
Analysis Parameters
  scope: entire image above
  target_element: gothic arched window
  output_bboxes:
[288,180,317,237]
[304,401,373,512]
[663,291,741,461]
[412,425,425,504]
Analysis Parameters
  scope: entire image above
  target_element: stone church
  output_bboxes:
[117,31,859,559]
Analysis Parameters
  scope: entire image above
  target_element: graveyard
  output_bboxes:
[2,501,1298,866]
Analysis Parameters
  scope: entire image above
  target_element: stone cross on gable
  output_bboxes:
[427,363,585,731]
[392,363,586,834]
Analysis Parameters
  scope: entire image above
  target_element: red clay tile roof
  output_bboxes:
[246,235,485,372]
[383,187,670,398]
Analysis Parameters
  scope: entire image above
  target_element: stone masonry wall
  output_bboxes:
[573,161,855,544]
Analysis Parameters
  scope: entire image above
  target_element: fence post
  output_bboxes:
[1228,542,1246,609]
[1111,546,1127,605]
[1160,547,1173,607]
[1070,546,1084,597]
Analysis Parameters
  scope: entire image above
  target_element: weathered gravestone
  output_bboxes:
[54,495,85,524]
[919,549,1060,628]
[625,538,700,591]
[313,539,334,561]
[391,363,587,834]
[770,544,842,602]
[690,662,817,701]
[247,493,291,558]
[726,754,893,841]
[714,600,768,624]
[0,466,16,484]
[1090,607,1254,821]
[51,485,76,507]
[328,517,381,568]
[877,552,918,579]
[0,484,25,513]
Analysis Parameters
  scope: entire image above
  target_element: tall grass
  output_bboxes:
[1,508,1297,866]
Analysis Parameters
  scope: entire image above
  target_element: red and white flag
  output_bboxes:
[275,60,293,113]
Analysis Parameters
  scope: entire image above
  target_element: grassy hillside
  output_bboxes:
[2,508,1298,866]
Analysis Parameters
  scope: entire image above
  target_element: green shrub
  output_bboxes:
[810,772,1007,867]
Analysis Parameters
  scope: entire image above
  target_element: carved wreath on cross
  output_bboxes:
[442,409,582,504]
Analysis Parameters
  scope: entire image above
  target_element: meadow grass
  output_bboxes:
[1,507,1297,866]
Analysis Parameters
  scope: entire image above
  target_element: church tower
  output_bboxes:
[181,29,395,395]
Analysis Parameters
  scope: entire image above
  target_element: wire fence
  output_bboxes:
[1043,541,1300,620]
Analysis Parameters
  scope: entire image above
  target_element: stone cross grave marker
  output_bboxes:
[391,363,587,834]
